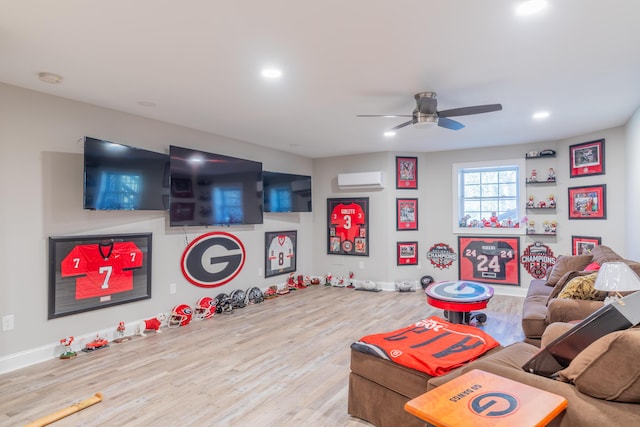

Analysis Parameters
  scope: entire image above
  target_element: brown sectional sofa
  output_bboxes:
[348,337,640,426]
[348,245,640,426]
[522,245,640,346]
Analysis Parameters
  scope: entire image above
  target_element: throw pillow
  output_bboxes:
[547,270,595,303]
[545,254,593,287]
[583,262,601,271]
[557,272,604,300]
[557,329,640,402]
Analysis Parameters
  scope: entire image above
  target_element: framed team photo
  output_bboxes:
[396,156,418,189]
[327,197,369,256]
[458,236,520,286]
[396,198,418,230]
[265,230,297,278]
[397,241,418,265]
[571,235,602,256]
[570,139,605,178]
[48,233,152,319]
[568,184,606,219]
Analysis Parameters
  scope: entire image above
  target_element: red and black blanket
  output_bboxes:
[352,316,500,376]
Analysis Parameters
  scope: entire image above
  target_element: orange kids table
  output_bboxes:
[404,369,567,427]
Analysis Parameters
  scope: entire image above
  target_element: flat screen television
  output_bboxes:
[263,171,312,212]
[83,137,170,210]
[169,145,263,226]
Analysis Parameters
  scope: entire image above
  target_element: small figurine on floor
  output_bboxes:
[59,336,76,359]
[83,334,109,352]
[325,273,332,286]
[347,271,355,288]
[113,321,130,343]
[137,313,167,336]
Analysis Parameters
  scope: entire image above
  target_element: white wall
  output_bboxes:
[626,105,640,260]
[0,83,313,368]
[313,127,628,297]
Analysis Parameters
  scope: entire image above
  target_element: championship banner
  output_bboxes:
[520,241,556,279]
[327,197,369,256]
[353,316,500,376]
[427,242,457,270]
[458,236,520,286]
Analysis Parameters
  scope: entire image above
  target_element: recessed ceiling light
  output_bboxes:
[137,101,157,107]
[38,72,63,84]
[261,68,282,79]
[533,111,550,120]
[384,131,396,137]
[516,0,547,16]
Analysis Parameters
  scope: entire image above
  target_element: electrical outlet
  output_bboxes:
[258,268,262,276]
[169,283,176,294]
[2,315,15,331]
[359,261,365,270]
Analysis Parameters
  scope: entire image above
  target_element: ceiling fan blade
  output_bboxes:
[438,104,502,118]
[390,120,414,130]
[438,117,465,130]
[356,114,412,118]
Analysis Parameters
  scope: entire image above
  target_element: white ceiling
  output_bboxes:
[2,1,640,158]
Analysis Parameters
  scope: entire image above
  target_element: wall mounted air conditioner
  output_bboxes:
[337,171,384,189]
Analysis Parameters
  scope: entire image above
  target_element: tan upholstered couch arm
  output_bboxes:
[546,298,604,324]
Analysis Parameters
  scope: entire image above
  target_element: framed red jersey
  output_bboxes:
[327,197,369,256]
[458,236,520,286]
[49,233,152,319]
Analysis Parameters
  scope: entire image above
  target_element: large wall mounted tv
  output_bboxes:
[169,145,263,226]
[83,137,170,210]
[263,171,312,212]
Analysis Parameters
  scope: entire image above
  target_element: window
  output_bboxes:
[96,172,141,210]
[452,159,525,234]
[213,185,244,224]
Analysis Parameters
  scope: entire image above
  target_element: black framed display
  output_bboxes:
[265,230,297,278]
[458,235,520,286]
[48,233,152,319]
[327,197,369,256]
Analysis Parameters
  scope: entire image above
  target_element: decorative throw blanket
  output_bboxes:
[352,316,500,376]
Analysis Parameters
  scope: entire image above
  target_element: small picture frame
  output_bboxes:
[397,241,418,265]
[396,156,418,189]
[265,230,297,278]
[396,198,418,230]
[570,139,605,178]
[568,184,607,219]
[571,236,602,256]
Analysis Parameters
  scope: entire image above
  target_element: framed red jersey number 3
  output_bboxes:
[458,236,520,286]
[327,197,369,256]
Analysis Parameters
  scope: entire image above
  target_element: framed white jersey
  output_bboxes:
[265,230,297,278]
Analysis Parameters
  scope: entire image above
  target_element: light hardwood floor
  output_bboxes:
[0,286,524,427]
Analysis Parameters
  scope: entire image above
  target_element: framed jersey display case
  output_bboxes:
[265,230,297,278]
[327,197,369,256]
[458,236,520,286]
[48,233,152,319]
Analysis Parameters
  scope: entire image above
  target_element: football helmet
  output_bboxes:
[168,304,193,327]
[193,297,216,320]
[214,293,233,314]
[246,286,264,304]
[230,289,247,309]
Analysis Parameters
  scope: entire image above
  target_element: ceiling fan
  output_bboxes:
[357,92,502,131]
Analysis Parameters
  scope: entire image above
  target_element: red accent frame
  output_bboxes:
[396,156,418,189]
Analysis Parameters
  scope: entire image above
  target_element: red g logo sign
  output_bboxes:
[181,232,246,288]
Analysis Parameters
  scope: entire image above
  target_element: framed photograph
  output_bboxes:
[327,197,369,256]
[396,156,418,189]
[397,241,418,265]
[458,236,520,286]
[571,236,602,256]
[568,184,607,219]
[48,233,153,319]
[396,198,418,230]
[265,230,297,278]
[570,139,605,178]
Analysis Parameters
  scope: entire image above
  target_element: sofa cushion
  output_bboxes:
[547,270,596,302]
[557,329,640,402]
[545,254,593,287]
[589,245,623,265]
[557,272,605,301]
